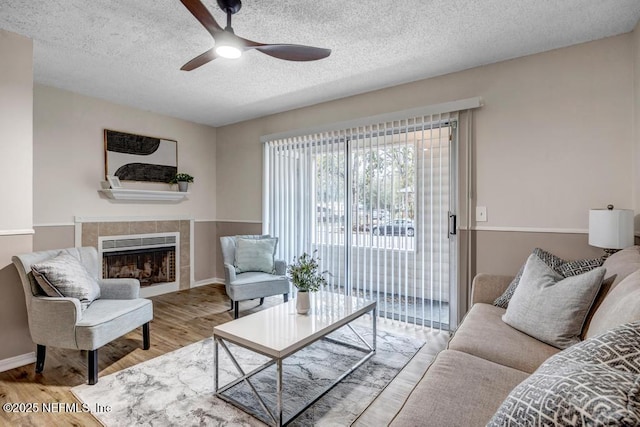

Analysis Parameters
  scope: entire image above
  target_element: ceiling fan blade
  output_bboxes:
[181,48,218,71]
[241,39,331,61]
[180,0,223,37]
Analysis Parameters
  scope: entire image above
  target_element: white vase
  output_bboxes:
[296,291,310,314]
[177,181,189,192]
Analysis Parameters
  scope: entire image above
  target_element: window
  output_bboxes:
[263,107,470,331]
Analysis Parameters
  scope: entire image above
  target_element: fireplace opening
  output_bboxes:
[103,247,176,287]
[99,232,179,290]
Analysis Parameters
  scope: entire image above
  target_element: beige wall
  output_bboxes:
[193,221,217,281]
[0,237,33,361]
[32,225,74,251]
[217,35,633,230]
[32,85,220,284]
[33,85,217,225]
[1,30,33,231]
[634,21,640,218]
[472,231,604,277]
[0,30,35,361]
[217,35,634,283]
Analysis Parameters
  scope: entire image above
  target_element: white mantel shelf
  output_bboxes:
[98,188,189,202]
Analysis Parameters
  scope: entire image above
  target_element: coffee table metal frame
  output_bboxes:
[213,296,377,427]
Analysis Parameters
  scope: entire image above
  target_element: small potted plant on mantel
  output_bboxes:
[287,251,328,314]
[170,173,194,192]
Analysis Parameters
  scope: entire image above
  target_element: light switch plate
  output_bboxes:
[476,206,487,222]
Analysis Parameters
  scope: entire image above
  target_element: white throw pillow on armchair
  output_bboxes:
[234,237,278,274]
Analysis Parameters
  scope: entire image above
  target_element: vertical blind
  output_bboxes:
[263,113,457,331]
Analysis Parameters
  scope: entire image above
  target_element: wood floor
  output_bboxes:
[0,284,448,426]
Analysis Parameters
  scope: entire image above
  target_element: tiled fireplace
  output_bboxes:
[75,217,192,297]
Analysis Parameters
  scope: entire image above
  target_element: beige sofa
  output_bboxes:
[389,246,640,426]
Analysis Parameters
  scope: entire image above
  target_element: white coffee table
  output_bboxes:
[213,291,377,426]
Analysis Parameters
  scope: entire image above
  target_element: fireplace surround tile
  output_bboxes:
[130,221,157,234]
[180,266,190,289]
[179,220,190,239]
[100,221,130,236]
[82,223,99,248]
[157,220,179,233]
[180,241,190,271]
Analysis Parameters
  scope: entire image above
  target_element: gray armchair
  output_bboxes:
[220,235,290,318]
[12,247,153,385]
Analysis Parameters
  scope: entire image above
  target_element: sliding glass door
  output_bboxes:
[264,115,457,331]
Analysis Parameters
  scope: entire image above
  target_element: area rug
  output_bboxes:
[72,326,424,426]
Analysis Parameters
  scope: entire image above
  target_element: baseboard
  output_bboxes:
[0,351,36,373]
[192,278,225,288]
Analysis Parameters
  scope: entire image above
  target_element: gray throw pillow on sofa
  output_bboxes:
[494,248,603,308]
[488,321,640,426]
[234,237,278,274]
[31,252,101,310]
[502,254,605,349]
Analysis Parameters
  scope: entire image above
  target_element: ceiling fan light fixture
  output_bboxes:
[214,30,242,59]
[215,44,242,59]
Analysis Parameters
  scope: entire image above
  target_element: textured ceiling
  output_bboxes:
[1,0,640,127]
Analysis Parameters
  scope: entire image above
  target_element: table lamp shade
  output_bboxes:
[588,208,634,249]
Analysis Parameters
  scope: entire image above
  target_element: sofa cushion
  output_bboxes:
[389,350,529,427]
[581,246,640,337]
[226,271,289,301]
[602,245,640,291]
[448,303,560,373]
[488,322,640,426]
[31,252,101,310]
[76,298,153,350]
[502,254,605,349]
[493,248,602,308]
[586,268,640,339]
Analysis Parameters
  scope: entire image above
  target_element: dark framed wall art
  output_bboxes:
[104,129,178,183]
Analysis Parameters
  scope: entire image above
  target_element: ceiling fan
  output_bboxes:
[179,0,332,71]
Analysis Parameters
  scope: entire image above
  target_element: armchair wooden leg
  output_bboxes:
[230,299,234,311]
[259,297,264,306]
[35,344,46,373]
[142,322,150,350]
[88,350,98,385]
[283,293,289,303]
[234,301,239,319]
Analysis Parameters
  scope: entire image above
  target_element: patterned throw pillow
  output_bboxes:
[31,253,101,310]
[488,322,640,426]
[493,248,602,308]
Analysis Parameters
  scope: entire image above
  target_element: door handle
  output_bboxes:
[448,212,457,237]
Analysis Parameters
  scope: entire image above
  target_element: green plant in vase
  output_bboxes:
[169,173,194,192]
[287,251,328,314]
